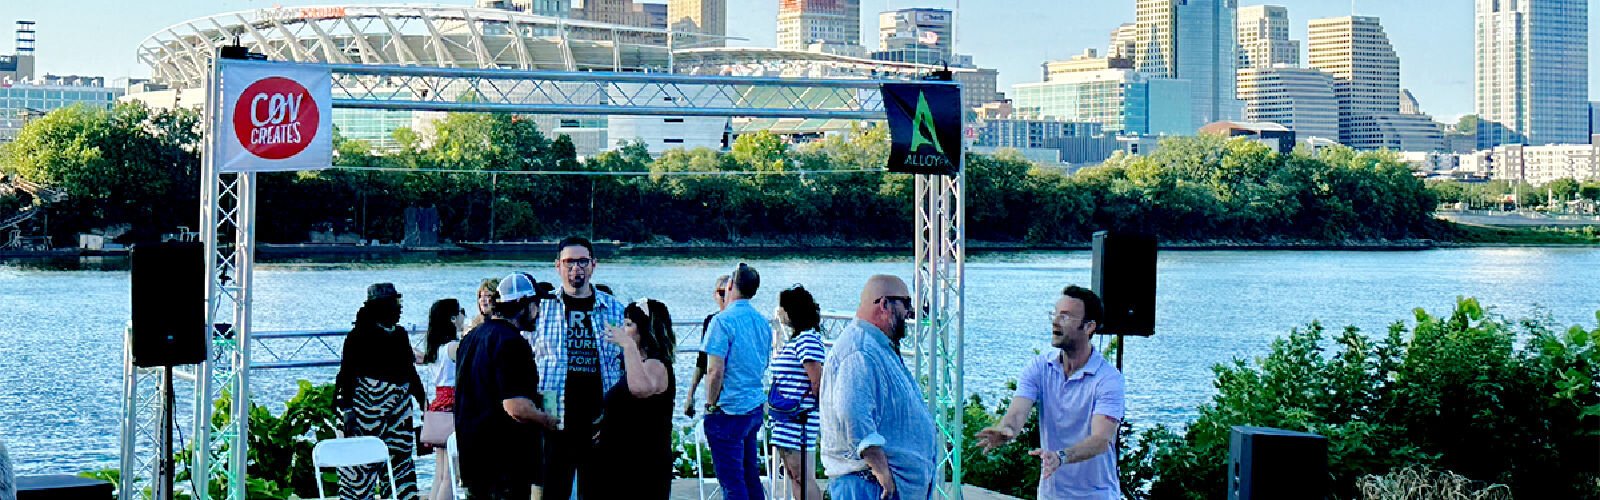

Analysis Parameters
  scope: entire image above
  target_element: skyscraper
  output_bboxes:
[777,0,862,56]
[1475,0,1590,148]
[572,0,637,25]
[1236,5,1298,68]
[1236,66,1339,143]
[1308,16,1401,147]
[1108,23,1138,61]
[669,0,725,47]
[875,8,953,65]
[1134,0,1240,127]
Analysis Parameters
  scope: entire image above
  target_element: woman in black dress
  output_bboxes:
[597,298,677,499]
[335,283,427,500]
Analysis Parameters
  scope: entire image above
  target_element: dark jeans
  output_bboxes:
[705,411,766,500]
[542,424,601,500]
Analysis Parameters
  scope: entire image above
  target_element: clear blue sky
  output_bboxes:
[4,0,1596,121]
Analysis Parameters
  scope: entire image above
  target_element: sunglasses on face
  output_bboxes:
[560,257,594,269]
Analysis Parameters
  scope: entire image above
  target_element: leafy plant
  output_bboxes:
[1126,299,1600,499]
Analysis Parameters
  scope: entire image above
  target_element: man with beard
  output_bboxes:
[455,273,560,500]
[819,275,938,500]
[530,237,626,499]
[974,285,1125,500]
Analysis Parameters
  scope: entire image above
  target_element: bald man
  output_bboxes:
[819,275,939,500]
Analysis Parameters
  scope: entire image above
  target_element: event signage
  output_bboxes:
[219,60,333,172]
[883,82,962,176]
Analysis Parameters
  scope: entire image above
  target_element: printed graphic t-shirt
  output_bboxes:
[561,294,602,430]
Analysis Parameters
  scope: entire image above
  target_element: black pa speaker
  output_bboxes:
[1091,231,1156,336]
[1228,426,1329,500]
[130,241,207,367]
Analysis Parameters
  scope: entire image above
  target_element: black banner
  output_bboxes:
[883,82,963,176]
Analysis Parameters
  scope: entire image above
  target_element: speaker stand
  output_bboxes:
[156,366,176,500]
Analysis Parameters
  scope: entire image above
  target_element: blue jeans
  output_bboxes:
[705,411,765,500]
[828,471,894,500]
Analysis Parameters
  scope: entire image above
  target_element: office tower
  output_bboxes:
[876,8,953,65]
[669,0,726,47]
[1108,23,1138,61]
[1308,16,1401,146]
[777,0,862,56]
[1237,5,1298,68]
[1236,66,1339,143]
[1476,0,1589,148]
[1135,0,1240,126]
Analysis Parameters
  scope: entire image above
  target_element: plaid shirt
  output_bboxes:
[527,289,626,420]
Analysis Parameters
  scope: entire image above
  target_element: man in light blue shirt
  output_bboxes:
[820,275,939,500]
[702,262,773,500]
[976,285,1125,500]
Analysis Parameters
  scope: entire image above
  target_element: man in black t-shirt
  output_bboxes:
[455,273,558,500]
[684,274,731,417]
[529,237,627,500]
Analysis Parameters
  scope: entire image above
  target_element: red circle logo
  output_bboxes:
[232,77,320,160]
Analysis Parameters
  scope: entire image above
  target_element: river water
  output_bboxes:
[2,248,1597,475]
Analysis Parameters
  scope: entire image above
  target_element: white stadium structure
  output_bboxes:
[131,4,966,153]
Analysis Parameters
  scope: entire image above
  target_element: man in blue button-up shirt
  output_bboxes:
[703,263,773,500]
[820,274,939,500]
[975,285,1125,500]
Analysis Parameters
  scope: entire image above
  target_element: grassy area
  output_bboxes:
[1440,221,1600,245]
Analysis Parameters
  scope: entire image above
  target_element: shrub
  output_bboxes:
[1132,299,1600,499]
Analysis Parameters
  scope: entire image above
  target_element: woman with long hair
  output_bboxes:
[423,298,465,500]
[467,278,499,331]
[595,299,677,498]
[335,283,426,500]
[770,285,825,500]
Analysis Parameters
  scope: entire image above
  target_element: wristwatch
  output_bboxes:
[1055,449,1069,464]
[705,403,722,414]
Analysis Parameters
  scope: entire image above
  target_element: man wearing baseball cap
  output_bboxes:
[455,273,559,500]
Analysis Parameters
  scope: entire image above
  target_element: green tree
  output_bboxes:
[1546,178,1580,203]
[1,102,200,243]
[1455,114,1480,135]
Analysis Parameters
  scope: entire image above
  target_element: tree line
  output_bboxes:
[3,102,1446,246]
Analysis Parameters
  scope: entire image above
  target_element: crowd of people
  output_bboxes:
[332,236,1127,500]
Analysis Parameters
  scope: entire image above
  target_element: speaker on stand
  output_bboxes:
[129,241,206,500]
[1090,231,1157,370]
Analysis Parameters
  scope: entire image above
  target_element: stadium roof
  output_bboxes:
[138,4,693,87]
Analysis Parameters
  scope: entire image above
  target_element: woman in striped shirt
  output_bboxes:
[769,285,825,500]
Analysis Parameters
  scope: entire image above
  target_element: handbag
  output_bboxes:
[420,410,454,447]
[767,388,809,424]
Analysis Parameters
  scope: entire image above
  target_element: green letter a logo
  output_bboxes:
[909,91,945,154]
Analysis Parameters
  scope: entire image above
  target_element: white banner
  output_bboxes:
[218,60,333,172]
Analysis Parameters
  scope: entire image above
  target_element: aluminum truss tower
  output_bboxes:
[121,60,966,500]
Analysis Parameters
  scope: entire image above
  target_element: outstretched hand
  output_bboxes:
[1028,448,1061,479]
[975,425,1017,452]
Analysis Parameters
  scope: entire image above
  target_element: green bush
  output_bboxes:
[1126,299,1600,499]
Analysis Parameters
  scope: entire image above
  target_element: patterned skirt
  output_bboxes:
[339,377,420,500]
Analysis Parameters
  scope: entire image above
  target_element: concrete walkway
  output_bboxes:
[668,479,1022,499]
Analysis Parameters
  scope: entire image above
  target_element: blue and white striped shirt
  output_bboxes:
[769,329,825,449]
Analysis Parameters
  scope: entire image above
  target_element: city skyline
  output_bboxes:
[2,0,1596,121]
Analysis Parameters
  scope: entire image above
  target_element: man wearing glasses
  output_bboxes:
[530,237,626,499]
[974,285,1125,500]
[685,274,731,418]
[702,263,773,500]
[820,275,938,500]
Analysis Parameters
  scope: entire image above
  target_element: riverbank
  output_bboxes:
[6,236,1598,262]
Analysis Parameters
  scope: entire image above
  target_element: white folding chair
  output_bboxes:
[311,436,397,500]
[447,433,467,500]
